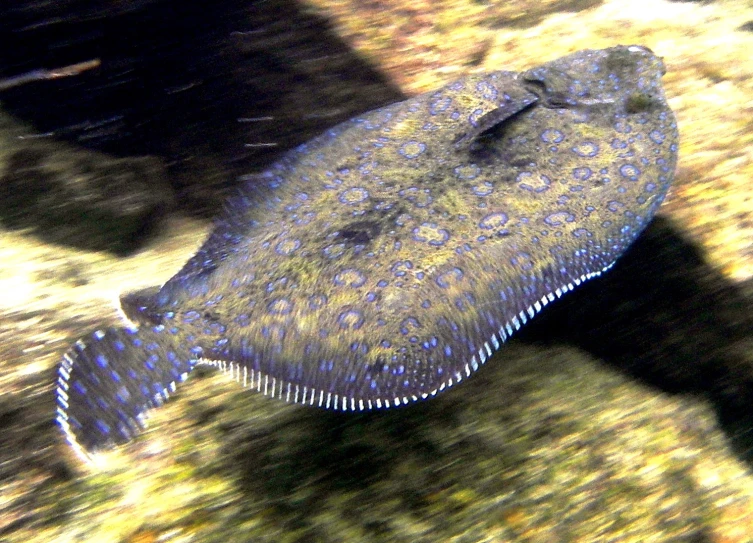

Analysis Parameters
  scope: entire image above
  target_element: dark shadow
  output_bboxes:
[0,0,404,216]
[518,216,753,463]
[0,147,171,254]
[209,385,523,538]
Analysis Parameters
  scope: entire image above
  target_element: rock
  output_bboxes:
[0,120,173,254]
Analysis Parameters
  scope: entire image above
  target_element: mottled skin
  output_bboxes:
[56,45,678,456]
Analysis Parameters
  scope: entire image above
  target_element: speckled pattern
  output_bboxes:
[56,45,678,457]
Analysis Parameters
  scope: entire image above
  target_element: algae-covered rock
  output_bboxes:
[0,113,173,255]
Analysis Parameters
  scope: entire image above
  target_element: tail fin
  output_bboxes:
[56,326,196,458]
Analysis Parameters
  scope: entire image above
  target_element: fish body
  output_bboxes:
[56,45,678,456]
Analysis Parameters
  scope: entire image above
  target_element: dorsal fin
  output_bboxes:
[453,92,537,149]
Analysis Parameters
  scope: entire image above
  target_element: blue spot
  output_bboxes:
[572,141,600,157]
[517,171,551,193]
[476,80,498,100]
[454,164,481,180]
[469,108,484,126]
[338,187,369,205]
[391,261,413,277]
[614,120,631,133]
[619,164,640,180]
[400,317,421,335]
[479,212,508,230]
[541,128,564,143]
[114,387,132,405]
[436,267,464,288]
[323,243,346,259]
[96,354,108,368]
[399,186,433,208]
[95,420,111,435]
[649,129,665,144]
[145,354,158,371]
[275,239,301,256]
[235,314,250,327]
[338,309,365,330]
[429,95,452,115]
[572,228,593,238]
[472,182,493,196]
[399,141,426,159]
[308,294,328,310]
[323,176,344,190]
[454,294,471,312]
[267,297,293,315]
[183,311,200,323]
[334,268,367,288]
[572,167,592,181]
[510,252,534,271]
[607,200,624,212]
[412,223,450,246]
[544,211,576,227]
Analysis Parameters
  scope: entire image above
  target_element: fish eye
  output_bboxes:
[625,92,656,114]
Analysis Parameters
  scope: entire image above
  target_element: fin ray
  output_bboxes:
[56,326,195,454]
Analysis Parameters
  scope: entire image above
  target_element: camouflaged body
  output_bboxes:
[56,45,678,455]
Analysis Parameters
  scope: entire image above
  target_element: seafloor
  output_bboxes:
[1,0,753,541]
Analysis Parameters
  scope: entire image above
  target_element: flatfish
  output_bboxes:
[56,45,679,457]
